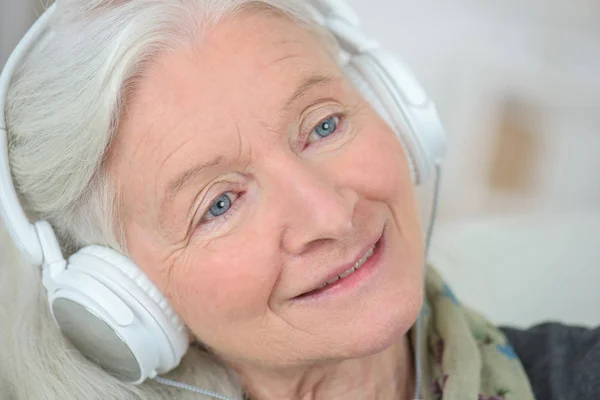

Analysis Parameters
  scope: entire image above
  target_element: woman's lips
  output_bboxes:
[301,244,376,295]
[292,233,385,301]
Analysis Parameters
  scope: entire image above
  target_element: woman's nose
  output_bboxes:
[277,161,358,255]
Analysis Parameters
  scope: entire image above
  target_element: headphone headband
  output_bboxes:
[309,0,361,27]
[0,4,57,265]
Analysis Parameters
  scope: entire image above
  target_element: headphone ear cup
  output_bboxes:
[47,245,188,383]
[344,63,418,182]
[77,246,184,331]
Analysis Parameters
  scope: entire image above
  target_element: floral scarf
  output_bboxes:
[415,268,536,400]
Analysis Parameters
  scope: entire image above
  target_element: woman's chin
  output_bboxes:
[354,308,420,357]
[323,289,423,361]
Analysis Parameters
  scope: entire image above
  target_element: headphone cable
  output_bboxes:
[153,376,242,400]
[412,164,442,400]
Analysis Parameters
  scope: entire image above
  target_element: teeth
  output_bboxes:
[338,266,356,279]
[326,275,340,285]
[318,244,376,290]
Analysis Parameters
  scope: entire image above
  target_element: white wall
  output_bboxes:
[0,0,41,66]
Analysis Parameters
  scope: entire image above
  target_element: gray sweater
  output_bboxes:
[501,323,600,400]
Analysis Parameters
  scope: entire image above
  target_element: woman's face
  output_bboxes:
[110,10,424,368]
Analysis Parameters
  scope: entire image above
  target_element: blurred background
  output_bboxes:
[2,0,599,327]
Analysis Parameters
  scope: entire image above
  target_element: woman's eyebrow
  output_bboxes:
[161,156,223,213]
[283,73,335,111]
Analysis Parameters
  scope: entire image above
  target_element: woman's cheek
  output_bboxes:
[351,124,411,198]
[173,236,276,322]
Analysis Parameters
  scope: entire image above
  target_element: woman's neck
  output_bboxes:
[234,335,415,400]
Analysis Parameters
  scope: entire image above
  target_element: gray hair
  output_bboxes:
[1,0,339,398]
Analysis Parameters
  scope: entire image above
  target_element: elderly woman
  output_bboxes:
[1,1,599,400]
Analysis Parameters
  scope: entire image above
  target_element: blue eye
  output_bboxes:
[311,116,339,139]
[208,193,232,218]
[196,191,242,232]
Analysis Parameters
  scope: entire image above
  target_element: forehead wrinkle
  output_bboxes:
[267,53,302,70]
[155,132,200,217]
[259,36,304,72]
[235,121,250,170]
[261,36,337,112]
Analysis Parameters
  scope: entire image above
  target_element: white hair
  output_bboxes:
[0,0,339,398]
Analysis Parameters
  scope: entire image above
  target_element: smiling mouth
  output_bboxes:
[296,240,379,298]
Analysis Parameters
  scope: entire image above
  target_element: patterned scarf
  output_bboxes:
[414,268,536,400]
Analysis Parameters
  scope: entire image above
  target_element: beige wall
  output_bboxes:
[345,0,600,221]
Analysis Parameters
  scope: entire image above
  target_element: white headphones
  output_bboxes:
[0,0,446,385]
